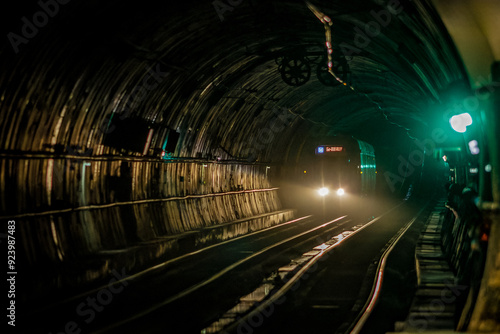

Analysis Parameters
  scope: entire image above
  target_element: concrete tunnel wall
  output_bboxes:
[0,2,312,294]
[8,161,283,254]
[7,159,294,298]
[1,53,296,294]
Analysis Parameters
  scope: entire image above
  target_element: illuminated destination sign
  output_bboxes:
[326,146,343,152]
[316,146,343,154]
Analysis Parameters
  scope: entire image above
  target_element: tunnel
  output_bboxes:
[1,0,499,333]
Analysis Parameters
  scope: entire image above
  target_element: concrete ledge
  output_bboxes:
[24,209,296,302]
[90,209,296,280]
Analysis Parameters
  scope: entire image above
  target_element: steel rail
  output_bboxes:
[348,203,429,334]
[221,202,405,333]
[30,214,314,317]
[94,215,348,333]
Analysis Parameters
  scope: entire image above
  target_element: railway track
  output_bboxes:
[94,214,351,333]
[203,200,429,334]
[27,212,352,333]
[27,198,427,334]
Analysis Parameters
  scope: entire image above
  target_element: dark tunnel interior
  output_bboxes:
[1,0,499,333]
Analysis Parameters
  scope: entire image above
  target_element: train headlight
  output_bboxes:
[318,187,329,196]
[336,188,345,196]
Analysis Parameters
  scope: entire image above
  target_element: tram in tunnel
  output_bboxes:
[304,136,376,197]
[279,135,377,215]
[1,0,500,333]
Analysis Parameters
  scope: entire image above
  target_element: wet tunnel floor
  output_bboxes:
[22,197,427,334]
[232,199,425,334]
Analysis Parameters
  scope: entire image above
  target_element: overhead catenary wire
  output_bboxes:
[305,0,418,140]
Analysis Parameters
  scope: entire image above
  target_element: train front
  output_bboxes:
[310,145,352,199]
[283,137,376,217]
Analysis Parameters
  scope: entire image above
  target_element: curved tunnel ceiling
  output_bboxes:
[2,3,499,331]
[1,0,469,163]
